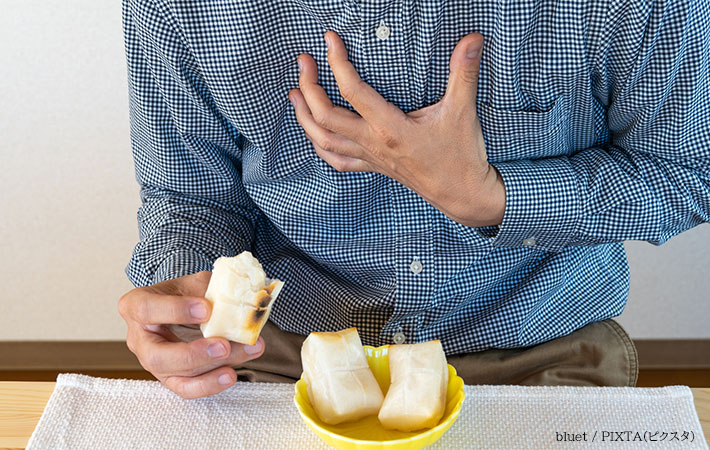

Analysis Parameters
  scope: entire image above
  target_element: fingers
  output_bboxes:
[150,271,212,298]
[290,88,372,167]
[144,323,181,343]
[303,132,373,173]
[162,366,238,399]
[443,33,483,112]
[119,289,211,325]
[323,31,405,126]
[118,273,266,400]
[296,53,369,144]
[134,326,265,378]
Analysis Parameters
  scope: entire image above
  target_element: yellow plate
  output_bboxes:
[293,345,465,450]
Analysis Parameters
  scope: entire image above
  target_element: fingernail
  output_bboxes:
[244,341,263,355]
[466,41,482,60]
[289,93,297,106]
[190,302,207,320]
[218,373,233,386]
[207,342,227,358]
[297,57,303,72]
[325,34,332,49]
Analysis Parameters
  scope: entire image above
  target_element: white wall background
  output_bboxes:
[1,1,708,341]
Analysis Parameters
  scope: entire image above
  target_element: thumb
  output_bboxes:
[443,33,483,111]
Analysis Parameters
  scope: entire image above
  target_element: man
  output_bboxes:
[118,0,709,399]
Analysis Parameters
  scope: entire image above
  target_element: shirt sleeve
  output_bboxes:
[123,0,262,286]
[484,0,710,252]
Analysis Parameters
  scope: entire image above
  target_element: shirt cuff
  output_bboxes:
[152,250,215,284]
[488,157,581,252]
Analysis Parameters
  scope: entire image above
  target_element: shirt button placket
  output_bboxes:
[363,1,429,346]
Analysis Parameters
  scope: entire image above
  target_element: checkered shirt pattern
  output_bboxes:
[122,0,710,354]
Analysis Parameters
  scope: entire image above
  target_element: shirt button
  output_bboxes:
[409,260,423,274]
[375,21,390,40]
[392,332,406,344]
[522,237,537,247]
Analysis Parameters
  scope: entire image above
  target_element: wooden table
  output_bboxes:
[0,382,708,449]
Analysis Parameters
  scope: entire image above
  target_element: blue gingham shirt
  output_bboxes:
[123,0,710,354]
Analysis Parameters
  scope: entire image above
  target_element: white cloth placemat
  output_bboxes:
[27,373,707,449]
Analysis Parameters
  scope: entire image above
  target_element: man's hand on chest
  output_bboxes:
[288,31,505,228]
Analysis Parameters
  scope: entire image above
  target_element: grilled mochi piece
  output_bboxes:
[301,328,384,425]
[200,252,284,346]
[378,340,448,431]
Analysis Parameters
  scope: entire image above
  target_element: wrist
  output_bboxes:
[457,164,506,228]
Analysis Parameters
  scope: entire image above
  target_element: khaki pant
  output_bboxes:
[172,318,638,387]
